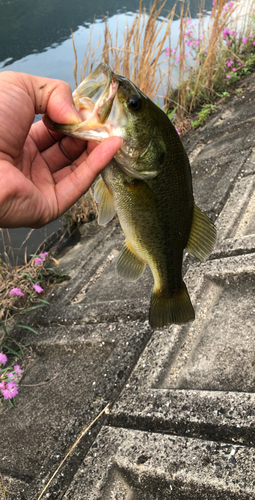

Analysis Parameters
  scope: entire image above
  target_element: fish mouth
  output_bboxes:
[43,62,157,180]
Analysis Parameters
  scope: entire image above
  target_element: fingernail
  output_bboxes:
[67,104,83,124]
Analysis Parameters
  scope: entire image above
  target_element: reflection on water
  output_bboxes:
[0,0,212,262]
[0,0,212,68]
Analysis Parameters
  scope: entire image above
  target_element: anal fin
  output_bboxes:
[186,204,216,262]
[149,281,195,329]
[116,243,146,281]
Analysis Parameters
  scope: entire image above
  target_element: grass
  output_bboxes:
[0,475,9,500]
[72,0,255,134]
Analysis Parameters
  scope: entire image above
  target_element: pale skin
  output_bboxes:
[0,71,122,228]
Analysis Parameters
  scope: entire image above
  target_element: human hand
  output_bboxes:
[0,71,122,228]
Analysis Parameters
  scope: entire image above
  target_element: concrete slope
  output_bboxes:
[1,72,255,500]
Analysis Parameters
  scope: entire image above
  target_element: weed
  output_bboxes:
[192,103,216,128]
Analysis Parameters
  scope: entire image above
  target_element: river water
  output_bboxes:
[0,0,212,264]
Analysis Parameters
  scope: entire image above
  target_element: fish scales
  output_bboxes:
[44,63,216,328]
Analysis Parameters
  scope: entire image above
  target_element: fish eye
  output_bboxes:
[127,95,142,112]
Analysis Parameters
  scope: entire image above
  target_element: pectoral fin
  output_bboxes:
[116,242,146,281]
[186,205,216,262]
[94,177,116,225]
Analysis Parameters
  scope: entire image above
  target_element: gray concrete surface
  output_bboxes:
[1,72,255,499]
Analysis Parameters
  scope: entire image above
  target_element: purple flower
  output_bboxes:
[33,284,44,293]
[0,353,7,365]
[2,382,19,399]
[242,37,247,44]
[34,258,43,265]
[9,288,24,297]
[14,365,22,376]
[34,252,48,265]
[0,381,5,391]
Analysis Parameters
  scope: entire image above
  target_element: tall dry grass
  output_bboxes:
[72,0,255,122]
[74,0,176,100]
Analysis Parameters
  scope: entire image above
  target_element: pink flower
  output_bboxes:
[0,353,7,365]
[232,67,236,72]
[186,86,190,90]
[226,41,230,45]
[0,381,6,392]
[253,41,255,46]
[14,365,22,376]
[176,128,180,136]
[34,258,43,265]
[2,382,19,399]
[214,68,218,71]
[226,75,230,78]
[33,284,44,293]
[34,252,48,265]
[212,0,215,5]
[242,37,247,44]
[9,288,24,297]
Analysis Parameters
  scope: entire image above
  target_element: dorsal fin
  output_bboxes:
[186,204,216,262]
[116,242,146,281]
[94,176,116,225]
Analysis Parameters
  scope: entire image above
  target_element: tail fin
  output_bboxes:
[149,282,195,329]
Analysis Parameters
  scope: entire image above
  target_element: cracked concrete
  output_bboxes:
[1,72,255,500]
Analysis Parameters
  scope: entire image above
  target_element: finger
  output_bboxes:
[54,136,122,215]
[21,73,82,123]
[29,120,66,152]
[41,135,88,173]
[0,72,82,161]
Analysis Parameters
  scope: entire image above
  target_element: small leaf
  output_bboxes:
[21,272,33,281]
[5,346,22,357]
[1,321,8,337]
[17,324,39,335]
[33,298,49,304]
[21,304,47,313]
[167,106,177,121]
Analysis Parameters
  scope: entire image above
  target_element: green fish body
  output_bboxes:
[44,63,216,328]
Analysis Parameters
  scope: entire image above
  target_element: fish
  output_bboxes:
[43,62,216,329]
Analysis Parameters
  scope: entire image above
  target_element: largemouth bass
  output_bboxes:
[44,63,216,329]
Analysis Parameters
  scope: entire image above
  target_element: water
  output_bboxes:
[0,0,212,263]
